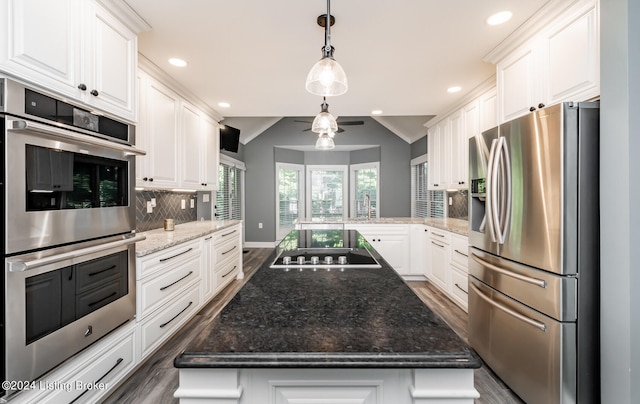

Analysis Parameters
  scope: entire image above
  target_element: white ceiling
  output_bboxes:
[125,0,549,144]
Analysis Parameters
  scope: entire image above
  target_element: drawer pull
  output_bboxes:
[471,253,546,288]
[204,236,213,240]
[160,271,194,291]
[432,232,445,237]
[88,291,117,307]
[470,282,546,332]
[222,266,237,278]
[221,229,237,237]
[454,283,468,294]
[89,264,117,277]
[431,241,445,248]
[159,247,194,262]
[222,245,237,255]
[160,301,193,328]
[70,357,124,404]
[454,249,468,258]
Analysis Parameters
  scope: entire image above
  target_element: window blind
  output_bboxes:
[411,158,444,218]
[216,162,243,220]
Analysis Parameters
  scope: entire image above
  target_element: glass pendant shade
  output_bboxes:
[315,132,335,150]
[305,56,348,97]
[311,111,338,133]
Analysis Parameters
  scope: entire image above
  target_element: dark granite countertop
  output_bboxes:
[175,230,480,369]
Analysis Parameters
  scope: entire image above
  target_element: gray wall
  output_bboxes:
[244,117,411,243]
[411,135,428,159]
[220,141,245,161]
[600,1,640,402]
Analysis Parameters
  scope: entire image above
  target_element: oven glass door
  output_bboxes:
[4,119,135,254]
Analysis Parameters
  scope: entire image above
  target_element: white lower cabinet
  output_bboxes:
[426,228,469,312]
[139,285,201,359]
[344,224,410,275]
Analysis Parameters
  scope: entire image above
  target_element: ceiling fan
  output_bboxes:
[295,119,364,133]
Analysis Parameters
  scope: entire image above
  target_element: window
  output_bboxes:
[350,162,379,218]
[276,163,304,239]
[306,165,348,221]
[411,155,444,218]
[216,157,244,221]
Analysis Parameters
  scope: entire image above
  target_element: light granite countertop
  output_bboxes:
[135,220,243,257]
[294,217,469,236]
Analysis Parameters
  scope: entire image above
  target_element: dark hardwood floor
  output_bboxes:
[102,248,522,404]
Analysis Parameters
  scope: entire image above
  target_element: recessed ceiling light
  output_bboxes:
[371,110,383,115]
[447,86,462,93]
[486,11,513,26]
[218,102,231,108]
[168,58,187,67]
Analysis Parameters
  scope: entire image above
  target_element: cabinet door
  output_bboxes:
[202,117,220,190]
[144,79,180,187]
[0,0,81,97]
[428,239,449,291]
[479,87,498,132]
[180,102,204,189]
[497,40,539,122]
[427,125,440,189]
[84,2,137,121]
[541,0,599,105]
[410,225,428,276]
[375,234,410,275]
[449,109,465,188]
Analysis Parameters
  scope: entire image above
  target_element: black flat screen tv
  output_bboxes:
[220,125,240,153]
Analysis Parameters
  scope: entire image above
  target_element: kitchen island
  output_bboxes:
[174,230,480,403]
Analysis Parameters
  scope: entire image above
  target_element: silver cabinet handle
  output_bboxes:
[454,249,468,257]
[222,266,237,278]
[160,301,193,328]
[159,247,193,262]
[7,234,146,272]
[470,282,546,332]
[431,241,445,248]
[222,245,237,255]
[432,232,445,237]
[221,229,237,237]
[471,253,546,288]
[454,283,468,294]
[8,119,145,156]
[159,271,194,291]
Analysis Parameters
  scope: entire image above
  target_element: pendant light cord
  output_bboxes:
[324,0,331,56]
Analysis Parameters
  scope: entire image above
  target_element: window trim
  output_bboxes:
[275,162,305,240]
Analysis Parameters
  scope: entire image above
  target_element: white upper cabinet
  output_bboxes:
[202,117,220,191]
[137,73,180,188]
[495,0,599,122]
[0,0,141,121]
[478,87,498,132]
[180,101,205,189]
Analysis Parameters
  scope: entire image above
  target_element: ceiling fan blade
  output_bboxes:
[336,120,364,125]
[302,128,312,132]
[337,127,345,133]
[294,120,313,123]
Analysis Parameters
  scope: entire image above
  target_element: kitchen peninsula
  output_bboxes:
[174,229,480,403]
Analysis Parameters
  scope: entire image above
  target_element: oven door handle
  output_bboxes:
[7,119,146,156]
[7,234,146,272]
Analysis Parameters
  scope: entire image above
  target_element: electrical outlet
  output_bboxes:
[146,201,153,213]
[203,194,210,203]
[258,222,263,229]
[449,197,453,206]
[150,198,157,207]
[190,199,195,208]
[181,199,186,209]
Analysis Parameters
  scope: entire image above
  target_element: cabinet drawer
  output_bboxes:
[39,326,136,404]
[140,285,201,359]
[214,237,241,265]
[451,235,469,270]
[137,253,201,319]
[215,258,240,291]
[451,265,469,312]
[213,225,241,243]
[137,239,201,279]
[429,228,451,244]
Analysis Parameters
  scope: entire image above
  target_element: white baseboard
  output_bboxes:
[244,241,276,248]
[403,275,427,282]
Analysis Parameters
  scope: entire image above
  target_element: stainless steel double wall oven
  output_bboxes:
[1,78,144,399]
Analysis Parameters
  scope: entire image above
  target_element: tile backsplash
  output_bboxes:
[136,190,199,232]
[447,190,468,219]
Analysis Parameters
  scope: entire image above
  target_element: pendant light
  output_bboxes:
[311,97,338,133]
[305,0,348,97]
[315,131,336,150]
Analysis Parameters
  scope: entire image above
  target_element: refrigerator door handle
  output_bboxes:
[496,137,512,244]
[470,282,547,332]
[486,138,500,242]
[471,253,547,288]
[490,138,503,243]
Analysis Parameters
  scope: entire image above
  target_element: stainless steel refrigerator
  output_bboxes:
[468,102,599,404]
